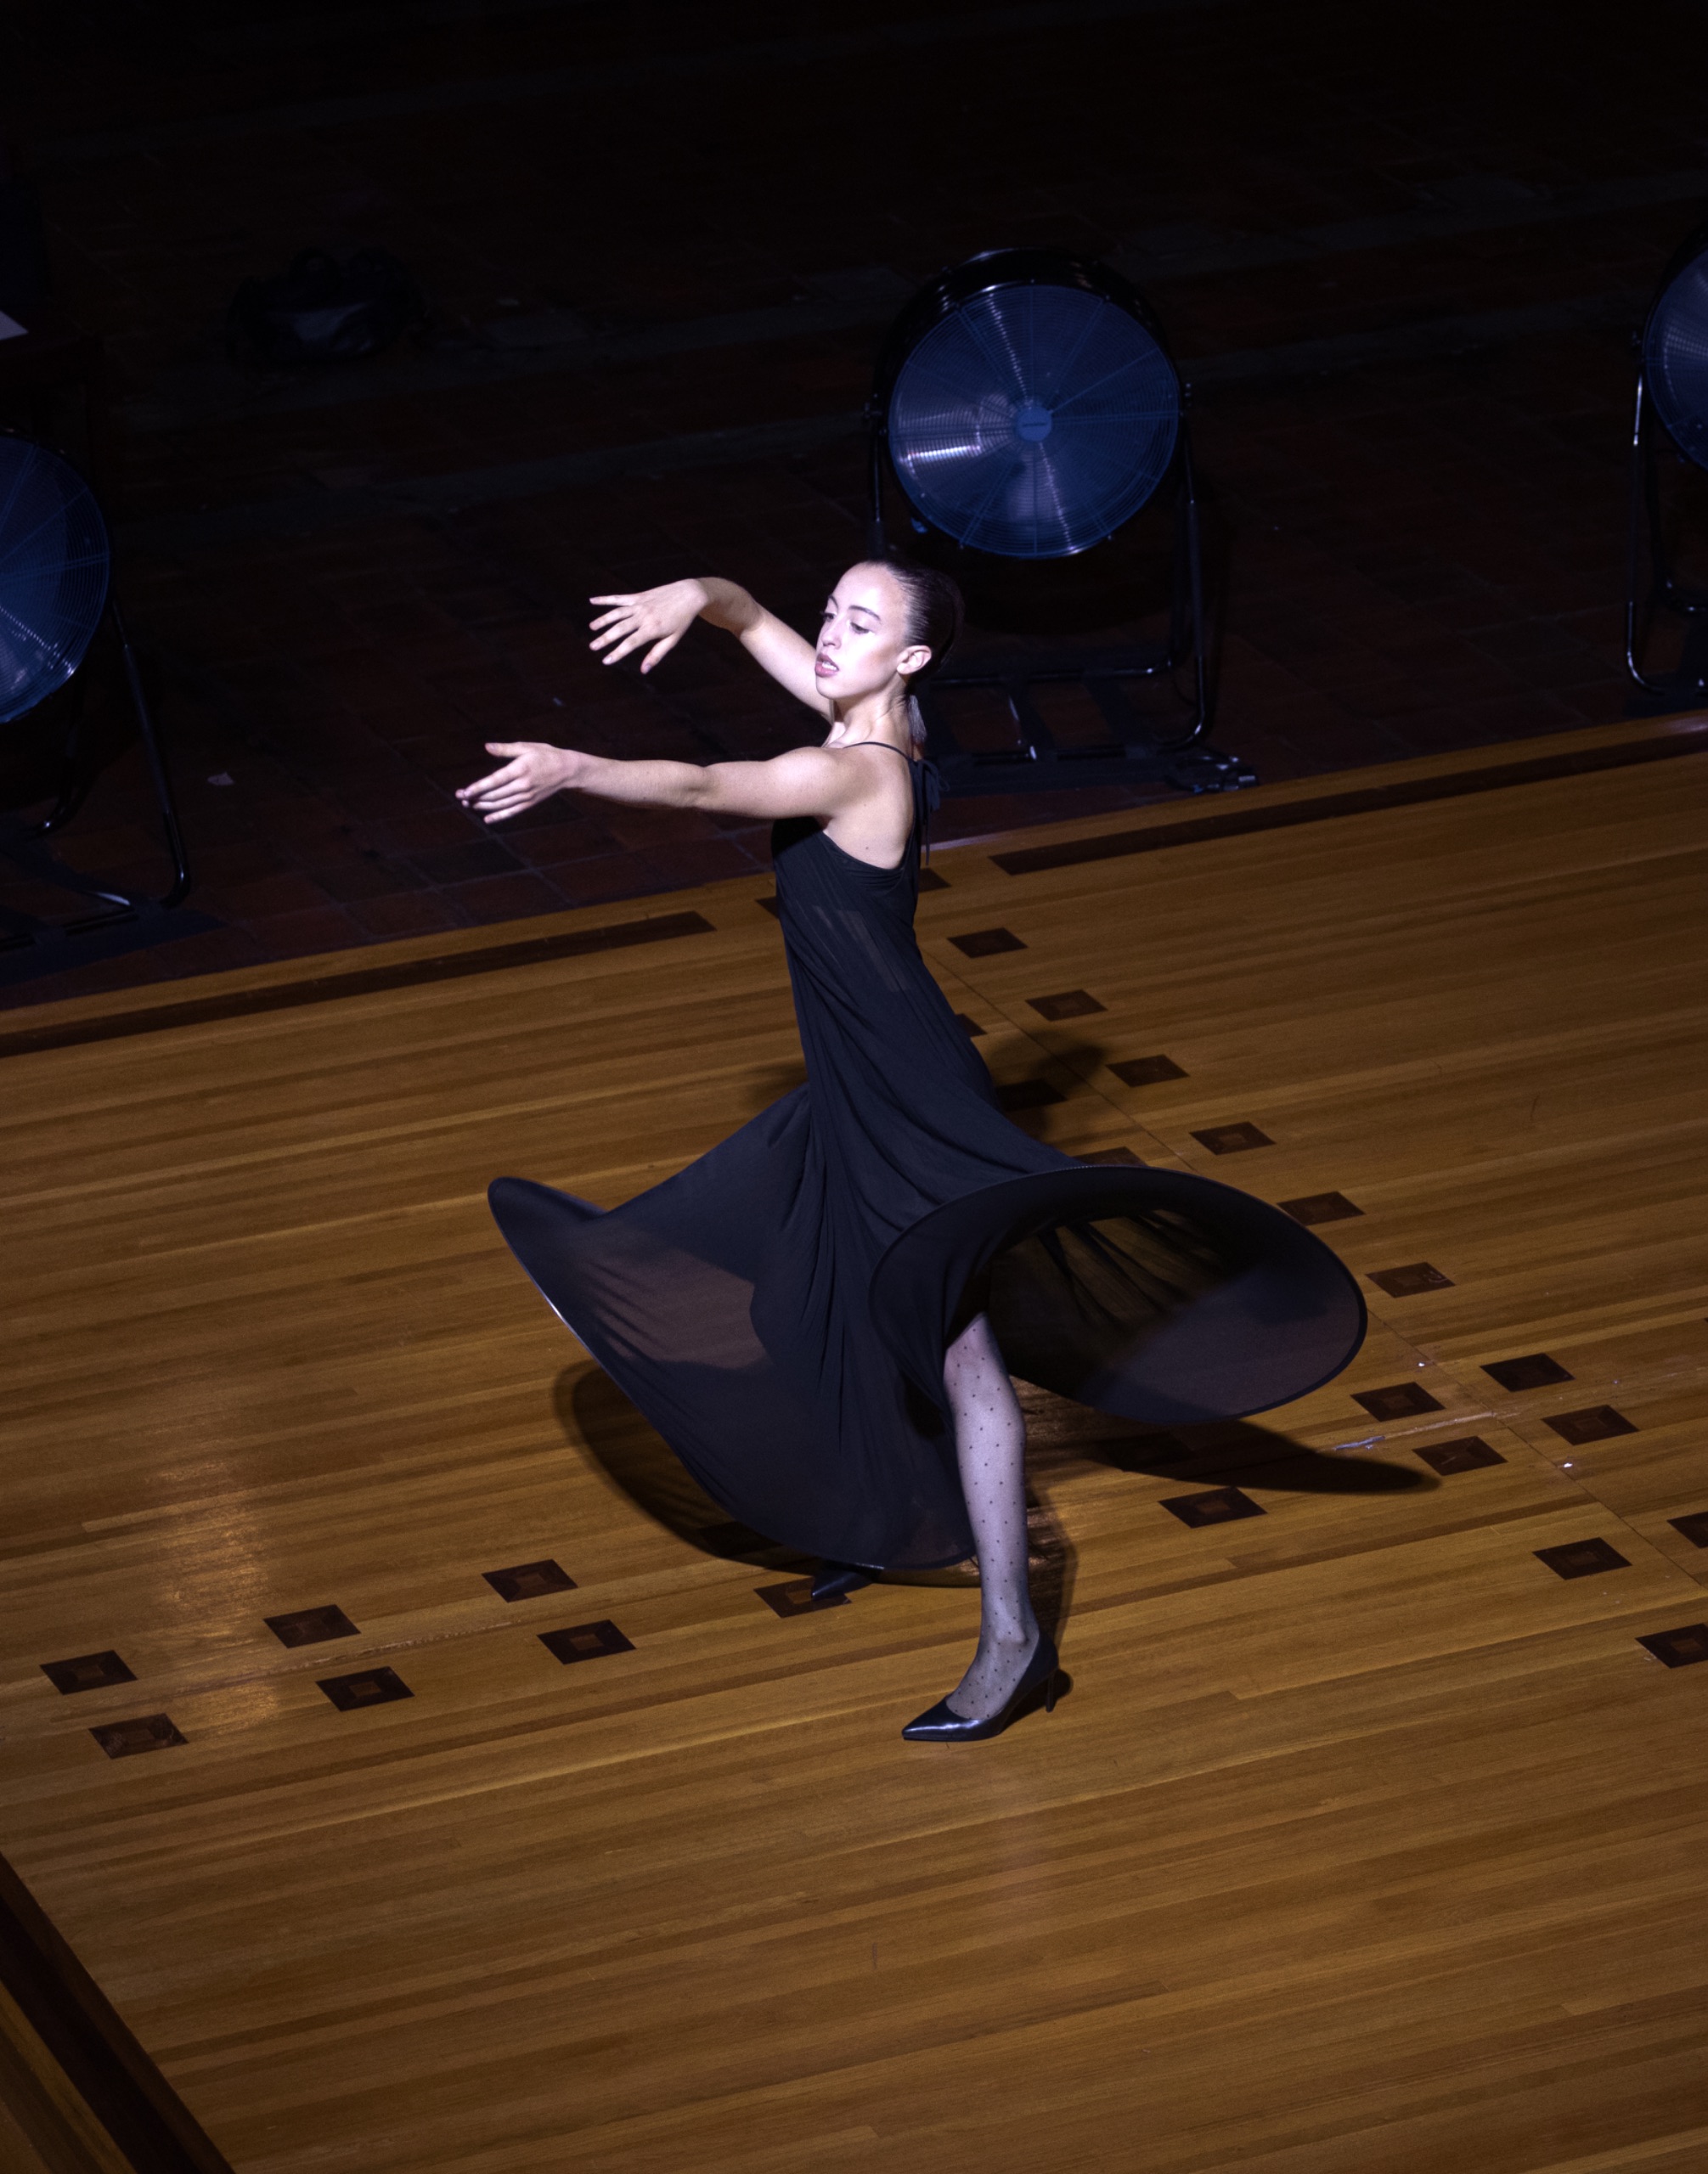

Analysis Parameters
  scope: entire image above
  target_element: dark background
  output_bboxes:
[3,0,1706,1006]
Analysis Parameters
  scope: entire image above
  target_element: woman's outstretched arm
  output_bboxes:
[588,578,828,715]
[458,741,864,826]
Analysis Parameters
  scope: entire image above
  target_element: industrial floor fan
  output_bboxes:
[1627,220,1708,702]
[867,249,1249,794]
[0,434,191,966]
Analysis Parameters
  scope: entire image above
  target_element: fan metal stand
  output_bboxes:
[871,414,1254,798]
[1625,366,1708,706]
[1,597,196,974]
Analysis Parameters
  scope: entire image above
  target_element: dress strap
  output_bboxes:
[842,739,916,764]
[843,739,934,861]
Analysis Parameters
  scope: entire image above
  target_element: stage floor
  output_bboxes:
[3,717,1707,2174]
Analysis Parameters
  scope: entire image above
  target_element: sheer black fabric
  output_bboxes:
[490,752,1365,1570]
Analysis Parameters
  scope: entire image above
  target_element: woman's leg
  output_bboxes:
[941,1312,1040,1720]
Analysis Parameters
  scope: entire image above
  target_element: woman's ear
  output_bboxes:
[896,643,933,681]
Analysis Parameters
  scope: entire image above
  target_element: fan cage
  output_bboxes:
[1644,227,1708,474]
[0,437,113,728]
[876,251,1183,561]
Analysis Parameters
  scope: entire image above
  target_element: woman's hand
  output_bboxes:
[456,741,580,825]
[588,579,709,673]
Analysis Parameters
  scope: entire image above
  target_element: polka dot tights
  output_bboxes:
[940,1313,1040,1721]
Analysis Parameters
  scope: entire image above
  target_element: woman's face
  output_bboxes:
[814,564,929,703]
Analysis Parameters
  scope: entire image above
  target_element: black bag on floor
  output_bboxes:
[226,248,424,365]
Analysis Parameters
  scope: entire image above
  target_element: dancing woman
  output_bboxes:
[459,561,1364,1740]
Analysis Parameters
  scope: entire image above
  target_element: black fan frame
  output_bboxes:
[0,432,192,956]
[865,250,1232,795]
[1626,220,1708,694]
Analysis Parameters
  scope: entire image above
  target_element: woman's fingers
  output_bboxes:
[468,785,538,822]
[457,738,572,824]
[639,631,683,673]
[592,610,658,662]
[456,769,510,802]
[589,585,697,671]
[465,752,525,784]
[457,748,534,803]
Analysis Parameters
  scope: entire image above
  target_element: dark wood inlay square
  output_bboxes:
[265,1605,359,1648]
[1280,1191,1362,1225]
[1354,1383,1444,1421]
[917,868,950,892]
[998,1079,1066,1111]
[1111,1055,1186,1087]
[318,1666,412,1710]
[1484,1353,1573,1391]
[90,1715,185,1759]
[1667,1511,1708,1549]
[1192,1122,1272,1156]
[539,1619,634,1663]
[756,1580,848,1617]
[1161,1486,1265,1529]
[1536,1537,1631,1580]
[42,1651,136,1695]
[950,927,1026,957]
[1544,1406,1637,1446]
[1028,989,1105,1022]
[756,895,780,917]
[1369,1263,1454,1297]
[1638,1624,1708,1668]
[484,1561,577,1602]
[1078,1145,1145,1166]
[955,1012,986,1038]
[1415,1435,1505,1475]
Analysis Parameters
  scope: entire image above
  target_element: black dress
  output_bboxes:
[490,751,1365,1571]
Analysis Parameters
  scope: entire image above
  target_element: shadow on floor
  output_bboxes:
[558,1363,807,1570]
[734,1059,808,1117]
[555,1360,1412,1664]
[559,1360,1078,1625]
[1029,1405,1439,1497]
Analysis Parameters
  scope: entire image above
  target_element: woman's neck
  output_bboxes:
[828,689,913,751]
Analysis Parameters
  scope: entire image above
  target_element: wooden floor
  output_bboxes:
[3,715,1707,2174]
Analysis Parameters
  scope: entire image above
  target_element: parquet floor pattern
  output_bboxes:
[2,723,1706,2173]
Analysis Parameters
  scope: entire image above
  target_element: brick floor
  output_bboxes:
[3,0,1706,1005]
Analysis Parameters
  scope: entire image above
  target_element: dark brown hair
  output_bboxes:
[871,556,963,683]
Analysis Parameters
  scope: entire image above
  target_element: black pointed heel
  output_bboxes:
[900,1631,1062,1743]
[810,1559,874,1602]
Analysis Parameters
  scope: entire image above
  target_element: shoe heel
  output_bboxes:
[901,1631,1061,1743]
[809,1560,873,1602]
